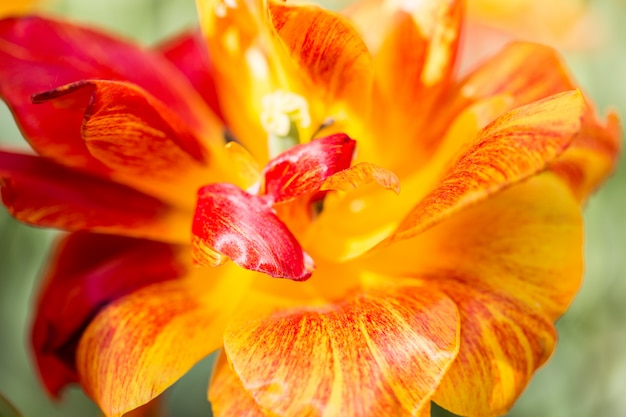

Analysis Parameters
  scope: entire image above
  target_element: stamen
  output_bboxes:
[261,90,311,157]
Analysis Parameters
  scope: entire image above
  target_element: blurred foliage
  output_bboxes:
[0,0,624,416]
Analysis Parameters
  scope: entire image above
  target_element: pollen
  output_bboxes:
[260,90,311,137]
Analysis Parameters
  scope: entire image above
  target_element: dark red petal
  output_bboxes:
[0,151,189,242]
[263,134,355,203]
[0,16,214,173]
[192,183,314,280]
[32,232,184,397]
[158,30,224,121]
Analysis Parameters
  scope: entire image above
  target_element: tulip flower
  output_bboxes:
[0,0,620,416]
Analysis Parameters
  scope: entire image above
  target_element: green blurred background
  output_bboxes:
[0,0,624,416]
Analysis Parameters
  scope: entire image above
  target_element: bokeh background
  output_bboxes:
[0,0,624,416]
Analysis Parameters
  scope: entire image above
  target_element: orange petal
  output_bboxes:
[383,89,584,245]
[209,352,266,417]
[222,285,459,416]
[432,281,556,416]
[352,0,463,169]
[453,42,576,113]
[268,1,374,114]
[0,16,216,174]
[33,80,228,208]
[0,151,190,242]
[197,0,303,160]
[320,162,400,194]
[192,183,314,280]
[32,232,186,398]
[76,262,256,417]
[551,110,621,202]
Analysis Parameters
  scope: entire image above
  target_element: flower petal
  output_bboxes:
[209,352,266,417]
[197,0,304,160]
[32,80,228,208]
[383,89,584,245]
[32,233,185,397]
[77,262,255,417]
[192,182,314,280]
[0,151,190,241]
[158,30,223,120]
[263,134,354,203]
[0,16,217,173]
[320,162,400,194]
[221,285,459,417]
[551,110,621,202]
[432,282,556,416]
[268,1,373,114]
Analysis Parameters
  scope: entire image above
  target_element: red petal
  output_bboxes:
[31,232,184,397]
[0,151,189,241]
[33,80,218,207]
[158,30,224,121]
[0,16,215,173]
[263,134,355,203]
[192,183,314,280]
[221,285,459,416]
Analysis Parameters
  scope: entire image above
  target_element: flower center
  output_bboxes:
[260,90,311,158]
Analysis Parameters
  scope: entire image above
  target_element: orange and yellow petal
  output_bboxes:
[433,281,556,416]
[77,261,257,417]
[268,1,374,117]
[32,232,186,398]
[551,110,622,202]
[33,80,229,208]
[362,172,583,414]
[0,151,190,242]
[220,285,459,417]
[385,90,584,245]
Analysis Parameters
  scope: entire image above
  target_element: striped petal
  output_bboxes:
[77,262,255,417]
[32,233,185,397]
[361,173,583,414]
[33,80,228,208]
[0,16,217,173]
[0,151,190,241]
[433,282,556,416]
[192,183,314,280]
[268,1,374,115]
[221,285,459,417]
[383,90,584,245]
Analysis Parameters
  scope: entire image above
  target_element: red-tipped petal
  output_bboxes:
[383,90,584,245]
[0,16,216,173]
[263,134,355,203]
[221,285,458,417]
[158,30,223,121]
[32,233,185,397]
[0,151,189,241]
[33,80,221,208]
[192,183,314,280]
